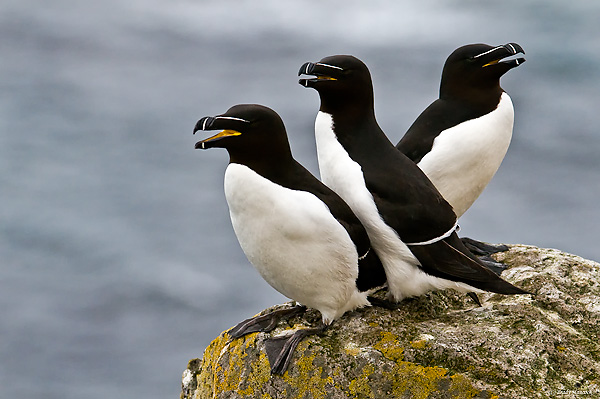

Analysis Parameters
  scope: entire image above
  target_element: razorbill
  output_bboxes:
[398,43,525,219]
[396,43,525,257]
[298,55,530,303]
[193,104,386,374]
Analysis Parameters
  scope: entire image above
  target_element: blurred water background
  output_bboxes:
[1,1,599,398]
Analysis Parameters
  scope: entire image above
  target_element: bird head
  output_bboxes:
[193,104,292,164]
[440,42,525,98]
[298,55,375,112]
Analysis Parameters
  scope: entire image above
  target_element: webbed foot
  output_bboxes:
[367,295,402,310]
[461,237,510,275]
[228,305,307,340]
[468,292,482,306]
[461,237,509,257]
[264,323,328,375]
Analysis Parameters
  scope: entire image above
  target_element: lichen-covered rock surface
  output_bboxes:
[181,245,600,398]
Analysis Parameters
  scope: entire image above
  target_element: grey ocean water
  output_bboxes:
[1,1,599,398]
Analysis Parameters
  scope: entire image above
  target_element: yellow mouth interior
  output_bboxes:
[201,129,242,143]
[317,75,337,80]
[482,59,500,67]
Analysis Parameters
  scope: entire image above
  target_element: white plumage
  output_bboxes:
[314,112,482,301]
[224,162,370,324]
[418,93,514,217]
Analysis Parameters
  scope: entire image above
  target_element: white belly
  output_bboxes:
[223,163,369,323]
[418,93,514,217]
[315,112,478,300]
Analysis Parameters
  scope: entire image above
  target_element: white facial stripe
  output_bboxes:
[216,116,250,123]
[473,46,504,59]
[315,62,344,71]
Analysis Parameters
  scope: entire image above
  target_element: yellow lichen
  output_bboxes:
[195,327,489,399]
[348,364,375,398]
[373,331,405,362]
[197,333,231,394]
[238,350,271,397]
[367,330,484,399]
[448,374,481,398]
[388,362,448,399]
[410,339,429,350]
[196,331,273,397]
[282,340,334,399]
[213,334,251,393]
[344,341,361,356]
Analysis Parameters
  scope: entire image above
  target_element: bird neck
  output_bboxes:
[439,80,503,108]
[318,86,375,118]
[324,106,392,154]
[228,144,295,181]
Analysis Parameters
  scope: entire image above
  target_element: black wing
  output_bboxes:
[409,232,530,295]
[397,99,485,163]
[359,143,458,244]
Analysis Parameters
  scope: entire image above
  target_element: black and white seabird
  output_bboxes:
[397,43,525,256]
[193,104,386,374]
[298,55,530,303]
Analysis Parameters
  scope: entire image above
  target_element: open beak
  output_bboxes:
[193,116,242,149]
[194,130,241,149]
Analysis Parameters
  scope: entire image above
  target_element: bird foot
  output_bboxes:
[467,292,482,306]
[478,257,509,275]
[367,295,402,310]
[227,305,307,340]
[461,237,509,257]
[264,324,328,375]
[461,237,510,274]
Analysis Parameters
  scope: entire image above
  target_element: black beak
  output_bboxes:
[298,62,316,76]
[298,61,340,88]
[192,115,245,150]
[502,42,525,56]
[298,62,316,87]
[502,43,526,68]
[193,116,215,135]
[477,42,526,70]
[193,116,217,150]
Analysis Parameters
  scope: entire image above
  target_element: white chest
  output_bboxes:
[314,112,421,298]
[418,93,515,217]
[313,112,480,300]
[314,112,387,234]
[223,163,366,322]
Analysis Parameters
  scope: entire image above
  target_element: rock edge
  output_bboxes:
[182,245,600,398]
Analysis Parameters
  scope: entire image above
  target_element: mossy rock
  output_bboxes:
[181,245,600,398]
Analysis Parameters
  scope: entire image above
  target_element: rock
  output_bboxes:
[181,245,600,398]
